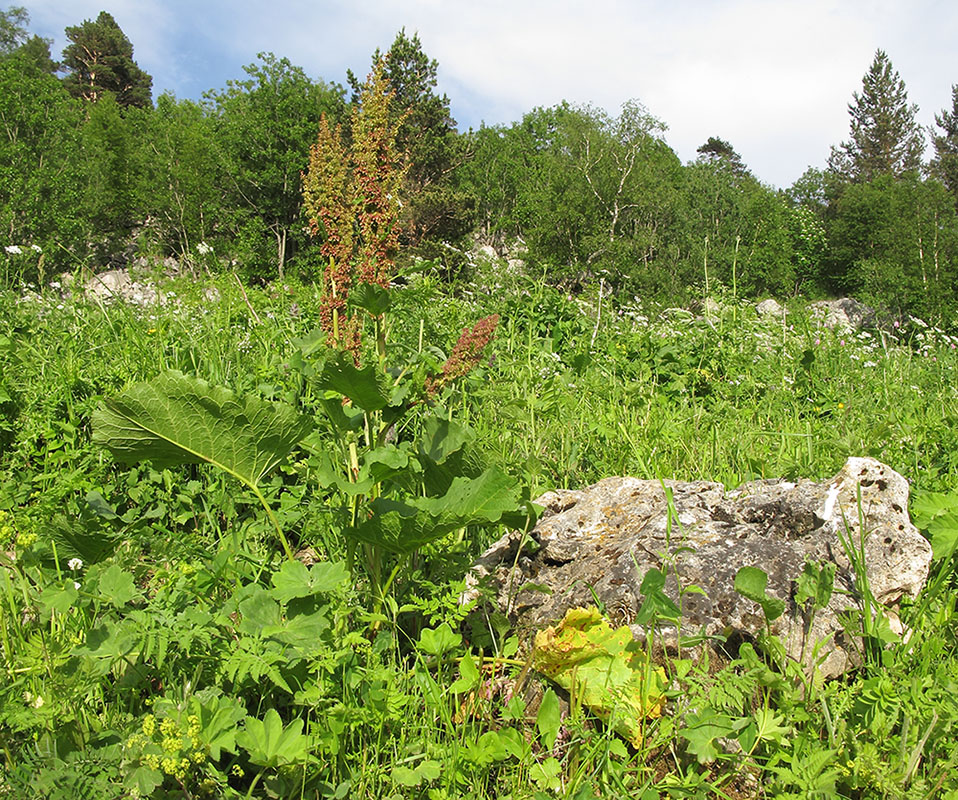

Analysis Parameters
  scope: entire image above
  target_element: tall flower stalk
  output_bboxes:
[303,59,407,362]
[300,61,523,606]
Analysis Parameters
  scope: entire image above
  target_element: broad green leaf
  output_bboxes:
[92,370,312,489]
[315,453,374,496]
[38,580,79,614]
[418,622,461,657]
[126,767,164,797]
[98,565,139,607]
[679,708,740,764]
[795,560,835,610]
[237,586,282,634]
[530,757,562,792]
[191,692,246,760]
[315,351,390,411]
[734,566,785,623]
[85,490,118,520]
[924,510,958,561]
[910,489,958,530]
[536,689,561,751]
[449,650,481,694]
[291,326,327,357]
[635,566,681,624]
[348,283,391,316]
[74,619,138,661]
[270,560,349,603]
[413,467,520,521]
[420,416,473,465]
[236,708,308,767]
[351,466,523,553]
[752,707,790,745]
[465,732,509,766]
[391,766,422,787]
[532,607,666,747]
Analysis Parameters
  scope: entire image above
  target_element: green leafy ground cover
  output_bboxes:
[1,265,958,799]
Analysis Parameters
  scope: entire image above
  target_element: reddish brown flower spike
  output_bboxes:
[427,315,500,397]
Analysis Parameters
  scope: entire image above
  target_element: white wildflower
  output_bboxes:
[30,244,41,252]
[196,241,212,255]
[5,245,22,255]
[74,581,81,590]
[68,557,83,571]
[863,361,878,368]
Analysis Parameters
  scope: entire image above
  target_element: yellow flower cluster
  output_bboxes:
[125,712,207,784]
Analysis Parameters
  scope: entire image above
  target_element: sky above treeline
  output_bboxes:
[22,0,958,189]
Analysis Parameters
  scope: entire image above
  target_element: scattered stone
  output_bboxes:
[464,457,931,679]
[809,297,876,331]
[756,298,785,317]
[702,297,724,316]
[83,269,166,306]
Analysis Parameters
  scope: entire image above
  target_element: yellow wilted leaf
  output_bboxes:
[532,606,665,747]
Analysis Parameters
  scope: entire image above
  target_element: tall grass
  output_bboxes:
[1,269,957,798]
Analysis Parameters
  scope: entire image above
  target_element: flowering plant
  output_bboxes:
[299,63,532,599]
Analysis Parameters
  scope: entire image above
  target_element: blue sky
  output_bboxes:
[22,0,958,189]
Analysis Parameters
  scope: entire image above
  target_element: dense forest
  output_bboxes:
[3,6,958,320]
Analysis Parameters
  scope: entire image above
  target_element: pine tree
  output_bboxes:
[932,85,958,206]
[349,30,475,255]
[696,136,749,177]
[61,11,152,108]
[828,49,923,182]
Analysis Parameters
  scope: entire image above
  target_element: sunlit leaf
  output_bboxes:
[532,606,666,747]
[92,370,312,489]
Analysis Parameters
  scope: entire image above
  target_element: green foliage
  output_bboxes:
[3,275,958,798]
[60,11,152,108]
[0,52,84,282]
[0,5,28,54]
[827,172,958,319]
[208,53,346,279]
[828,48,924,182]
[734,565,786,625]
[932,84,958,208]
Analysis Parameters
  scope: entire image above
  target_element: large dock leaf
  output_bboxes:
[92,370,312,488]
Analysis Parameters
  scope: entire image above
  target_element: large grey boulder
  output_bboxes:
[809,297,876,331]
[464,458,931,678]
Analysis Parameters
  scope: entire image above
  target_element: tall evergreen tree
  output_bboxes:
[931,85,958,206]
[60,11,152,108]
[827,49,923,182]
[350,30,475,257]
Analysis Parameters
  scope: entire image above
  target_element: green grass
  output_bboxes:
[1,267,957,799]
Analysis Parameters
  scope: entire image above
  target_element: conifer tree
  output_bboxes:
[828,49,923,182]
[932,85,958,206]
[349,30,475,255]
[61,11,152,108]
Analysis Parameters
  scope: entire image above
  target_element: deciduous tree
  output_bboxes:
[208,53,345,278]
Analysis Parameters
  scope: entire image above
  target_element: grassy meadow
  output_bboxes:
[1,258,958,799]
